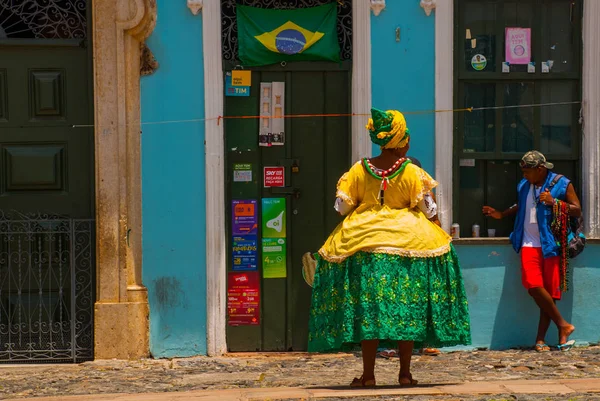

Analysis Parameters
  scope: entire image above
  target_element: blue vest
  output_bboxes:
[509,171,570,258]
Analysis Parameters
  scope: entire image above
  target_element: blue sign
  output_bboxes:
[232,235,258,271]
[225,73,250,97]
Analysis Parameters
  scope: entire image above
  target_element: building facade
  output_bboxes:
[140,0,600,358]
[1,0,599,362]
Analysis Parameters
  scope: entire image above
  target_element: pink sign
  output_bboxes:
[263,166,285,187]
[227,272,260,326]
[506,27,531,65]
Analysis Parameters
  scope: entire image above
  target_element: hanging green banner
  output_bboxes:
[236,3,340,67]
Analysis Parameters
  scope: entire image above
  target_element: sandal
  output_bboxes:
[422,347,441,356]
[350,376,376,388]
[557,339,575,352]
[534,343,550,353]
[377,349,398,359]
[398,373,418,387]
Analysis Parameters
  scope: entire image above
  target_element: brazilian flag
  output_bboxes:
[237,3,340,67]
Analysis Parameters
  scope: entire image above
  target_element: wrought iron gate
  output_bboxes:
[0,212,94,362]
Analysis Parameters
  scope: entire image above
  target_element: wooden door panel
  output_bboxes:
[0,46,93,218]
[289,71,349,351]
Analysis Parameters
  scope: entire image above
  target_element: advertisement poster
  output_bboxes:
[233,163,253,183]
[262,198,286,238]
[263,166,285,187]
[232,235,258,271]
[225,72,250,97]
[231,70,251,86]
[232,200,258,236]
[227,271,260,326]
[262,238,287,278]
[505,27,531,65]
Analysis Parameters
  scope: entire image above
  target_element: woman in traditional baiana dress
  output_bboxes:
[305,108,471,387]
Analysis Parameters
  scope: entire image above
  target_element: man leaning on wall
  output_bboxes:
[482,151,582,353]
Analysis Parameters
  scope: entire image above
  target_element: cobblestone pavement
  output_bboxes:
[2,346,600,400]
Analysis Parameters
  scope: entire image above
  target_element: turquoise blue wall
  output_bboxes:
[455,244,600,349]
[140,3,207,357]
[370,3,435,173]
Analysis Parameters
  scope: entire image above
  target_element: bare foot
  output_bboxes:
[558,324,575,344]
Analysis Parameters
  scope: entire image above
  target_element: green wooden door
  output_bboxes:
[0,44,93,217]
[0,39,94,362]
[226,64,350,351]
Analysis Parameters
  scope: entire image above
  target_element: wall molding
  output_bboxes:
[352,1,373,161]
[370,0,385,16]
[204,1,373,355]
[420,0,436,17]
[91,0,157,359]
[203,1,227,357]
[434,0,453,233]
[188,0,202,15]
[582,0,600,237]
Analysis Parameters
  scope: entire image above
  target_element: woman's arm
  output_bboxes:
[418,192,441,226]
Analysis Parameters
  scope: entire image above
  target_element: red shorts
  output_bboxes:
[520,247,561,300]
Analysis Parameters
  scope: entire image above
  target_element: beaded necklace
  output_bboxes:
[551,199,571,292]
[363,157,409,205]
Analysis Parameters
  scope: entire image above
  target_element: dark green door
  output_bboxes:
[226,65,350,351]
[0,45,93,217]
[0,37,94,362]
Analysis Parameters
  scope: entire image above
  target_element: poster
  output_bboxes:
[232,70,251,86]
[505,28,531,65]
[262,238,286,278]
[263,166,285,187]
[225,72,250,97]
[262,198,286,238]
[232,200,258,235]
[227,271,260,325]
[232,235,258,271]
[258,82,285,146]
[233,163,253,183]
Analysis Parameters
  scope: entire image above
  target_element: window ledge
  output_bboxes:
[453,238,511,245]
[453,238,600,245]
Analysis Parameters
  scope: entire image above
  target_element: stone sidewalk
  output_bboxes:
[13,378,600,401]
[2,346,600,400]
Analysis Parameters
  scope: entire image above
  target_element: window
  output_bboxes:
[454,0,582,238]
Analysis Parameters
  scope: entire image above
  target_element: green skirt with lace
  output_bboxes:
[308,245,471,352]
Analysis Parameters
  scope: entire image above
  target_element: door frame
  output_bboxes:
[202,1,373,356]
[90,0,156,359]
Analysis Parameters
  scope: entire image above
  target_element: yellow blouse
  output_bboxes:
[318,160,452,262]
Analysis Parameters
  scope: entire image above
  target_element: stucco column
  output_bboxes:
[583,0,600,238]
[92,0,156,359]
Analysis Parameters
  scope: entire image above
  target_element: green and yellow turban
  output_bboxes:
[366,108,410,149]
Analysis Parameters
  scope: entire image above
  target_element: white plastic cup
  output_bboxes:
[487,229,496,238]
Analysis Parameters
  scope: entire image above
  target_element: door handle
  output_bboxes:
[269,187,301,199]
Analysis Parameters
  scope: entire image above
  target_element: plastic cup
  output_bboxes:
[488,229,496,238]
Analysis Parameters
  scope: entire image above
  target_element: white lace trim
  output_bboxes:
[335,190,356,206]
[318,243,452,263]
[414,168,438,205]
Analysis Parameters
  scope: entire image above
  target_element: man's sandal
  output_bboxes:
[557,339,575,352]
[534,343,550,352]
[398,373,418,387]
[350,376,376,388]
